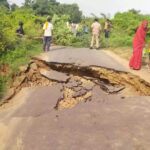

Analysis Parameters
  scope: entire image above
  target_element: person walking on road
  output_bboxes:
[43,17,53,52]
[90,18,101,49]
[129,21,149,70]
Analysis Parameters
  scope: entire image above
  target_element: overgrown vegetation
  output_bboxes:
[1,0,150,99]
[81,10,150,48]
[0,76,6,99]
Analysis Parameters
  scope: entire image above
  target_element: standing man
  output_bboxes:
[90,18,101,49]
[104,19,110,38]
[43,17,53,52]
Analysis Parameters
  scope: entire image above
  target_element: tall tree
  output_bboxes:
[32,0,58,16]
[24,0,82,22]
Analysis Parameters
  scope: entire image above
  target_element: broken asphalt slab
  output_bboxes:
[40,69,70,83]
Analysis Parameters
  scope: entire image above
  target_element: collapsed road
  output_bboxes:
[0,47,150,150]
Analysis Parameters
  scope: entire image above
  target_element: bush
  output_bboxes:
[0,11,17,54]
[0,76,6,100]
[52,14,75,45]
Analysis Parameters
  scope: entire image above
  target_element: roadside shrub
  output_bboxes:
[0,76,6,100]
[52,14,75,45]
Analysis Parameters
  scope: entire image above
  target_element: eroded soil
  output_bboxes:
[1,57,150,110]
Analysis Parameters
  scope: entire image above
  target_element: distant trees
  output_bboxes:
[0,0,9,8]
[57,4,82,23]
[0,0,82,23]
[128,9,141,14]
[100,13,107,19]
[24,0,33,7]
[23,0,82,23]
[10,3,18,11]
[32,0,52,16]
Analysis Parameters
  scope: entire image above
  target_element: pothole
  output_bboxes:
[1,58,150,109]
[56,77,93,110]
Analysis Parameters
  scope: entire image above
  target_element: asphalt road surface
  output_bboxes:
[0,47,150,150]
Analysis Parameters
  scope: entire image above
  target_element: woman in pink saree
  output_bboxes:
[129,21,148,70]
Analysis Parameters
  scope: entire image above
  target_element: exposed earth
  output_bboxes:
[0,46,150,150]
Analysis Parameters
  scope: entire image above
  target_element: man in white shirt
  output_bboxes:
[43,17,53,52]
[90,18,101,49]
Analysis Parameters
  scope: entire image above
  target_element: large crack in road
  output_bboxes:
[1,58,150,109]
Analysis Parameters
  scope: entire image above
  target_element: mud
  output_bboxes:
[1,58,150,109]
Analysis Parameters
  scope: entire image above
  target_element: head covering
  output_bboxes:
[140,20,148,31]
[134,20,148,46]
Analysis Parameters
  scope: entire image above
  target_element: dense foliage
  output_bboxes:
[81,10,150,48]
[0,8,44,55]
[0,0,9,8]
[109,10,150,46]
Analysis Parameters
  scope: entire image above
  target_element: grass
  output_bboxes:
[10,43,42,72]
[107,47,149,66]
[1,40,42,72]
[0,39,43,100]
[107,47,132,60]
[0,76,6,100]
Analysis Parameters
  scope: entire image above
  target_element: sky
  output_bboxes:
[8,0,150,17]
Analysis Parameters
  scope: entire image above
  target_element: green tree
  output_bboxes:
[69,4,82,23]
[0,0,9,8]
[10,3,18,11]
[24,0,33,7]
[31,0,58,16]
[128,9,141,14]
[57,4,82,23]
[30,0,82,22]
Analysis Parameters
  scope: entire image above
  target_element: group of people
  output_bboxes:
[42,17,111,51]
[67,22,79,36]
[42,17,150,71]
[67,22,89,36]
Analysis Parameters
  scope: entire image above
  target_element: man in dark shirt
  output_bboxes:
[16,22,24,35]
